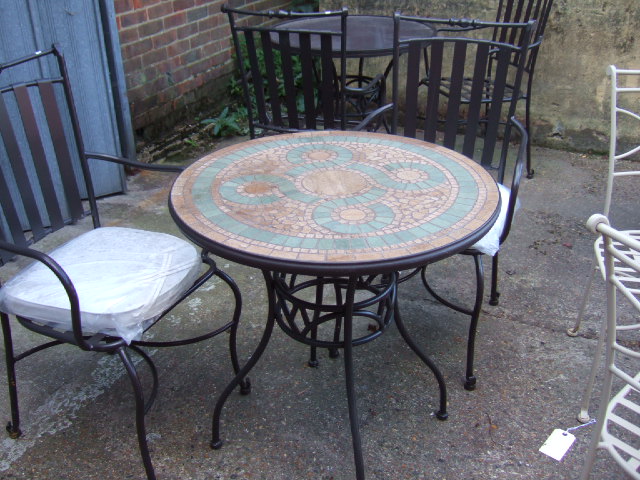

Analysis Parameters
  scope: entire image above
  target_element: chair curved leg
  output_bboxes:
[117,347,156,480]
[128,345,159,415]
[420,255,485,390]
[567,263,597,336]
[215,268,251,394]
[1,313,21,438]
[465,255,485,391]
[394,299,448,420]
[489,253,500,306]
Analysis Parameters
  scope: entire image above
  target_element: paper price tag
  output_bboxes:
[539,429,576,461]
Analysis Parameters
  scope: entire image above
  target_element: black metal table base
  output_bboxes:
[211,271,447,479]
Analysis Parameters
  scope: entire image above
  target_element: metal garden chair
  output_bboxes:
[580,214,640,479]
[0,46,248,480]
[566,66,640,425]
[422,0,554,179]
[391,14,534,389]
[221,5,390,138]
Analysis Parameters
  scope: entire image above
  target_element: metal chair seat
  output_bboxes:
[0,227,201,344]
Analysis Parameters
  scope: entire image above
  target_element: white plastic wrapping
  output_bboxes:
[471,184,520,256]
[0,227,201,344]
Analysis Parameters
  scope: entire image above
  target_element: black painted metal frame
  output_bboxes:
[211,271,448,480]
[0,46,247,480]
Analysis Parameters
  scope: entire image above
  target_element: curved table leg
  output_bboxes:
[211,270,276,449]
[393,296,448,420]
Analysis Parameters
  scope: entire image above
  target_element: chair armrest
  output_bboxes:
[0,241,90,348]
[499,115,527,244]
[85,152,185,173]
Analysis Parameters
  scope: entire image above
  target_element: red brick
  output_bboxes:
[122,56,143,75]
[171,66,192,84]
[160,56,183,72]
[119,27,140,44]
[148,2,173,19]
[189,31,212,49]
[142,47,168,67]
[177,23,199,39]
[120,10,148,28]
[139,18,164,38]
[153,30,178,49]
[201,41,221,57]
[114,0,133,14]
[142,65,162,82]
[183,48,202,66]
[123,38,153,58]
[173,0,195,11]
[167,39,191,58]
[186,5,208,22]
[164,12,186,29]
[197,15,219,31]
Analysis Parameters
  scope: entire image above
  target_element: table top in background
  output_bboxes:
[273,15,435,57]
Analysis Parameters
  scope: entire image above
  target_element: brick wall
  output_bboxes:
[114,0,291,139]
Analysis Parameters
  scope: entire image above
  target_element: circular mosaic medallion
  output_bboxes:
[170,131,500,272]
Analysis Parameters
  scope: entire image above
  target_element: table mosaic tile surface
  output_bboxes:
[170,131,500,271]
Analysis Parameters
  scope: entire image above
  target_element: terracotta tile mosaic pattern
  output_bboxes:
[171,131,500,269]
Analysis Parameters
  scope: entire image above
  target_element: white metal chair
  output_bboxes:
[580,214,640,479]
[565,66,640,423]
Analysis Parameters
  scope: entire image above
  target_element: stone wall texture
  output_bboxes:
[322,0,640,153]
[114,0,290,139]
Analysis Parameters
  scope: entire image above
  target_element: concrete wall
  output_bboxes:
[322,0,640,153]
[114,0,290,140]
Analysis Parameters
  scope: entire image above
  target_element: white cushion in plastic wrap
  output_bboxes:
[470,184,519,256]
[0,227,201,344]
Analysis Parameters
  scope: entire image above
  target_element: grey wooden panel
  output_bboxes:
[0,0,126,206]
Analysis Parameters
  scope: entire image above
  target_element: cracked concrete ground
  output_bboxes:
[0,140,638,480]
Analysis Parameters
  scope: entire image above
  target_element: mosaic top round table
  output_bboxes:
[169,130,500,480]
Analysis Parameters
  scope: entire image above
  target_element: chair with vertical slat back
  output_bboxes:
[421,0,554,179]
[391,14,534,389]
[221,5,391,138]
[0,46,248,480]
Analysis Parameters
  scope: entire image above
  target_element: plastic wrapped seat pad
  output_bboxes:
[0,227,201,343]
